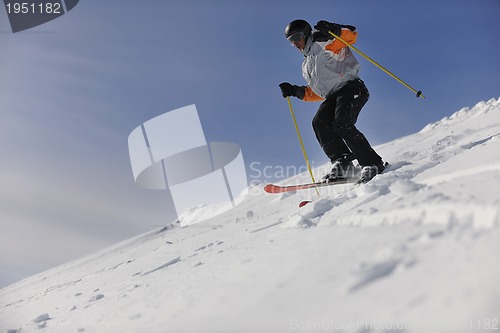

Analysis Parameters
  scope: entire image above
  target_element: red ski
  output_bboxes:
[265,163,389,207]
[264,177,357,194]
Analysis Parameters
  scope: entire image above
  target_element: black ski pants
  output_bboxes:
[312,79,383,167]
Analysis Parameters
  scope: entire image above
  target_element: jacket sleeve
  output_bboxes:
[324,25,358,54]
[300,86,324,102]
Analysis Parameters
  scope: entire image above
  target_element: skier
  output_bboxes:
[279,19,386,183]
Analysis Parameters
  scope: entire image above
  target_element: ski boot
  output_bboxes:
[357,162,387,183]
[322,157,356,183]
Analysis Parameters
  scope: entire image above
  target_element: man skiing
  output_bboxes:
[279,19,385,183]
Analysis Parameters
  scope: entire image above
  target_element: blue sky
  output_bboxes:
[1,0,499,287]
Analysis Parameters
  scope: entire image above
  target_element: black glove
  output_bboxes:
[279,82,297,98]
[314,20,341,37]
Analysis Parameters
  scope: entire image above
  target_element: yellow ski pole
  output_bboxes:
[328,31,424,99]
[286,97,320,196]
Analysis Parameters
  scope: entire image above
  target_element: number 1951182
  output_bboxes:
[5,2,62,14]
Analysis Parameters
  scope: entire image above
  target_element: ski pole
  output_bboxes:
[286,97,320,196]
[328,31,424,99]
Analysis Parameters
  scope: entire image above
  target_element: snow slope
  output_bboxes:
[1,98,500,333]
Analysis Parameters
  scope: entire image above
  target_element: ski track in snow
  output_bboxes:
[1,98,500,332]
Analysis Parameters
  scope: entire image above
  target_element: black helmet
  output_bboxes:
[284,19,312,41]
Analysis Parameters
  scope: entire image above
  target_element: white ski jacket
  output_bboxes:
[300,27,361,101]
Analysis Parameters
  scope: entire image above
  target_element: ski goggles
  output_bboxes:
[287,32,304,44]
